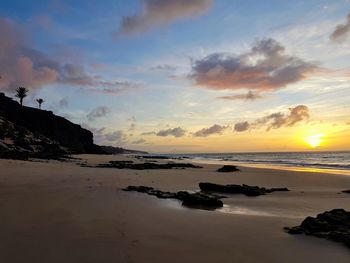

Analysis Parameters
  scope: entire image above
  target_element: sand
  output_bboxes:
[0,154,350,263]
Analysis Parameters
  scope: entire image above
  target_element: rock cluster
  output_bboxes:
[199,182,289,196]
[217,165,240,172]
[122,186,223,209]
[285,209,350,248]
[97,160,202,170]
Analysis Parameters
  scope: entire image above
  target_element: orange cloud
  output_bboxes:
[190,38,317,92]
[234,105,310,132]
[0,18,139,94]
[193,124,228,137]
[118,0,213,36]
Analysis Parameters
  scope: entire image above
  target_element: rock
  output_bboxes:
[180,192,223,209]
[122,185,223,210]
[285,209,350,248]
[97,161,202,170]
[199,182,289,196]
[137,155,170,159]
[342,189,350,194]
[217,165,240,172]
[100,145,148,155]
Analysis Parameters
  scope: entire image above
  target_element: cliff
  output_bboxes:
[0,92,103,155]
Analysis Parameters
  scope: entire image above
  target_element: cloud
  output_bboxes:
[129,123,136,131]
[82,123,128,145]
[0,18,139,94]
[141,131,157,136]
[87,80,142,95]
[0,18,60,91]
[118,0,213,36]
[330,12,350,42]
[190,38,317,92]
[150,64,178,71]
[256,105,309,131]
[193,124,228,137]
[58,97,69,108]
[87,106,110,121]
[105,130,127,143]
[218,91,262,101]
[234,105,310,132]
[234,121,250,132]
[132,138,146,144]
[61,63,95,85]
[156,127,186,137]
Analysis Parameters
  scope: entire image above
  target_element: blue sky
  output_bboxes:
[0,0,350,152]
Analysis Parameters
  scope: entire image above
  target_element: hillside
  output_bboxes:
[0,92,146,159]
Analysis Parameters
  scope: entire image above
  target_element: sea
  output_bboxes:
[148,151,350,174]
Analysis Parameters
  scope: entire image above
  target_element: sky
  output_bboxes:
[0,0,350,153]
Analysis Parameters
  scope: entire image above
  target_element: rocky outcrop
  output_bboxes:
[95,160,202,170]
[0,92,103,155]
[122,186,223,209]
[199,182,289,196]
[217,165,240,172]
[285,209,350,248]
[0,115,68,159]
[100,145,148,154]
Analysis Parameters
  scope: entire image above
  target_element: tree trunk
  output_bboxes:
[20,98,23,106]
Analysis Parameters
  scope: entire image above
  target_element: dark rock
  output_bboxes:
[199,182,289,196]
[285,209,350,248]
[122,185,223,210]
[217,165,240,172]
[97,161,202,170]
[100,145,148,155]
[180,192,223,209]
[136,155,170,159]
[342,189,350,194]
[123,185,154,193]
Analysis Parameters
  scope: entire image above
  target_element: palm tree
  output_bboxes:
[15,87,29,106]
[36,98,44,109]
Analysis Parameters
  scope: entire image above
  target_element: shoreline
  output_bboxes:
[189,158,350,176]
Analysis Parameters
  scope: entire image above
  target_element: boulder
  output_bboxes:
[199,182,289,196]
[97,161,202,170]
[285,209,350,248]
[217,165,240,172]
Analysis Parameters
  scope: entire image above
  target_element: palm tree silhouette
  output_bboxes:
[36,98,44,109]
[15,87,29,106]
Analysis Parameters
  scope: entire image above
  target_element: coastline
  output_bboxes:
[189,158,350,176]
[1,154,350,263]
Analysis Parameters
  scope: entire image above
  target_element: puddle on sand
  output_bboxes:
[160,200,304,218]
[218,205,304,218]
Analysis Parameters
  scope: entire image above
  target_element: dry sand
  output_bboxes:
[1,154,350,263]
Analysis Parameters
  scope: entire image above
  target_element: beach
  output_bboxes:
[1,154,350,263]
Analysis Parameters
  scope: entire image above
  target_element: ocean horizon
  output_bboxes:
[146,151,350,172]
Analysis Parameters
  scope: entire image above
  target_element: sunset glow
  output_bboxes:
[305,134,324,148]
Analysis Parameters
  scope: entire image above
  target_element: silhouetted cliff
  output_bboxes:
[0,92,103,154]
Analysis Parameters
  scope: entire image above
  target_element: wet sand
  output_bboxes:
[0,154,350,262]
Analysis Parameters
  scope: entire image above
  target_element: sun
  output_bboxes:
[304,133,324,148]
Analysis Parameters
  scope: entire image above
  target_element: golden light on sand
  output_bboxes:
[304,133,324,148]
